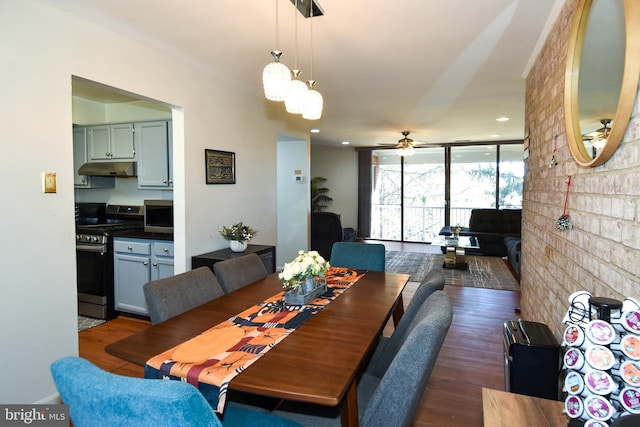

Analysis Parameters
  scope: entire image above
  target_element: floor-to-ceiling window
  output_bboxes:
[403,148,445,242]
[449,145,498,227]
[370,151,402,240]
[498,144,524,208]
[368,142,523,242]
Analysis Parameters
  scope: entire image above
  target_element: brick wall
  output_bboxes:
[522,0,640,338]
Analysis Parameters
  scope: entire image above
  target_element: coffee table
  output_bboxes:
[431,235,480,270]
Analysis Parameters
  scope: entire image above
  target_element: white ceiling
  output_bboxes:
[51,0,563,148]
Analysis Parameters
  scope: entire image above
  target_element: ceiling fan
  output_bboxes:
[582,118,611,149]
[378,131,427,156]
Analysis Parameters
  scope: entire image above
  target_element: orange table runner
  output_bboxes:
[145,267,365,412]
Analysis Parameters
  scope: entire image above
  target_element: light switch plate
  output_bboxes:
[43,172,57,193]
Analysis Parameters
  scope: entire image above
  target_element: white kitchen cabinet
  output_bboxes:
[152,240,174,280]
[136,121,173,189]
[113,238,174,316]
[87,123,135,161]
[73,127,115,188]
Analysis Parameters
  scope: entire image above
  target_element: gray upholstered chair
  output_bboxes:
[51,356,302,427]
[366,269,445,378]
[143,267,225,325]
[213,253,268,293]
[273,290,453,427]
[329,242,386,272]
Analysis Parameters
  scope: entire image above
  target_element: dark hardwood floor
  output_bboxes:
[79,242,521,426]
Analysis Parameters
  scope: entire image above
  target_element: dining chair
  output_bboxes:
[365,269,445,378]
[272,290,453,427]
[51,357,302,427]
[213,253,268,293]
[143,266,225,325]
[329,242,386,272]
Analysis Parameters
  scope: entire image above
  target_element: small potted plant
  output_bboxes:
[279,250,330,304]
[219,222,257,252]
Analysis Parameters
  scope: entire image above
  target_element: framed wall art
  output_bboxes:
[205,149,236,184]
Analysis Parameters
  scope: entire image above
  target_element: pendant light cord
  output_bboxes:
[275,0,280,50]
[293,0,298,69]
[309,3,314,80]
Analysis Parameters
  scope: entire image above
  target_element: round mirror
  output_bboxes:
[564,0,640,167]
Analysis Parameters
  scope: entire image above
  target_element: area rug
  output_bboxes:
[78,315,106,332]
[385,251,519,291]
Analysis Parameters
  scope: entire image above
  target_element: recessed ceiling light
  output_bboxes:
[310,128,320,133]
[490,133,502,138]
[341,141,350,145]
[496,117,509,122]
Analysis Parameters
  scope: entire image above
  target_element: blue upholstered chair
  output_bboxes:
[273,291,453,426]
[213,253,269,293]
[365,269,445,378]
[51,357,302,427]
[143,267,225,325]
[329,242,386,272]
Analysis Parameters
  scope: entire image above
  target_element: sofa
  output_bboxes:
[439,208,521,257]
[504,236,521,278]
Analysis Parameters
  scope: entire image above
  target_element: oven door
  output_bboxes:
[76,243,114,319]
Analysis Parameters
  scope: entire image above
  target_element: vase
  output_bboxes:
[304,276,315,293]
[229,240,248,252]
[284,281,328,305]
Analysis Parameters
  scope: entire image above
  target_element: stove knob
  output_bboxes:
[91,236,99,242]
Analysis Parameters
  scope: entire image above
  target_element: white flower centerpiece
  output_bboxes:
[279,250,330,304]
[219,222,257,252]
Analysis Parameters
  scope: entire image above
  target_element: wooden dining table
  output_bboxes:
[105,270,408,427]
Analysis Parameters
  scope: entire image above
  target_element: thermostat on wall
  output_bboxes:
[295,175,305,183]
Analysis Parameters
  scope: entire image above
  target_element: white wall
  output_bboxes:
[277,137,311,268]
[0,0,304,403]
[310,145,359,230]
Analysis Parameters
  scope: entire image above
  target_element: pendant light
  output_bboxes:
[302,5,323,120]
[262,0,291,102]
[285,0,308,114]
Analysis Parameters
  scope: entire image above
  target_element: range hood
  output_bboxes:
[78,161,136,177]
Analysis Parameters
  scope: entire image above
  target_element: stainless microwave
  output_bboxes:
[144,200,173,233]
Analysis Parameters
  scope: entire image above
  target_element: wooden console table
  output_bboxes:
[482,388,567,427]
[191,244,276,274]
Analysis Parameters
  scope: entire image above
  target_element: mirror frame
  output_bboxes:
[564,0,640,167]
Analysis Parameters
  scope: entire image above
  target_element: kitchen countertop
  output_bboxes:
[112,229,173,241]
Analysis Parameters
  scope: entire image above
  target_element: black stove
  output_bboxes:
[76,203,143,319]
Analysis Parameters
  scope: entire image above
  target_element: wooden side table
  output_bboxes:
[482,388,567,427]
[191,244,276,274]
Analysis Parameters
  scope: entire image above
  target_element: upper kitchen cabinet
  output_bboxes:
[87,123,135,161]
[136,121,173,189]
[73,127,115,188]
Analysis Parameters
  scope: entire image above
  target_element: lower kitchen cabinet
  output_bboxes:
[113,237,174,316]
